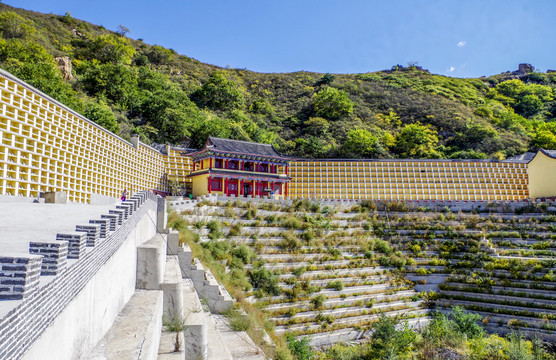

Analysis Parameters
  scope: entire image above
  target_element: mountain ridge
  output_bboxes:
[0,3,555,159]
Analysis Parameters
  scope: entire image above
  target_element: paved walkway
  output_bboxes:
[0,202,115,253]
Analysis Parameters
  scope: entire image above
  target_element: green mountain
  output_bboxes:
[1,4,555,159]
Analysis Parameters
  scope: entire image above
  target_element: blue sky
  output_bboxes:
[4,0,556,77]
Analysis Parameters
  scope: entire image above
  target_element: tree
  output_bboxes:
[192,71,245,111]
[515,94,543,117]
[147,45,173,65]
[249,99,274,116]
[0,38,81,110]
[0,11,36,39]
[342,128,381,158]
[84,101,119,133]
[312,87,354,120]
[116,24,129,37]
[315,73,335,87]
[75,34,135,64]
[303,117,329,136]
[394,123,441,158]
[531,129,556,149]
[81,63,138,109]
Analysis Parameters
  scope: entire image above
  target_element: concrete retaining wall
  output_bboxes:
[0,192,160,360]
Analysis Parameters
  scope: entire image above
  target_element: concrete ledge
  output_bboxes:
[161,256,183,319]
[88,290,163,360]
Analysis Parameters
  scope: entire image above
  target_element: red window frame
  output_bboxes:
[211,178,223,191]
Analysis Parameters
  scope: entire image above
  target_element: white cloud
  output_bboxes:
[457,41,466,47]
[447,66,455,72]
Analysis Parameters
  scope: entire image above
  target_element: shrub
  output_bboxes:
[231,245,255,265]
[326,280,344,291]
[286,334,314,360]
[292,266,306,276]
[360,199,377,212]
[311,294,327,309]
[248,267,280,296]
[375,239,393,255]
[282,216,303,229]
[228,309,253,331]
[280,233,301,250]
[415,267,428,275]
[228,223,243,236]
[449,306,484,339]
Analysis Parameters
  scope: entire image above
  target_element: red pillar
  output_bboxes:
[254,180,258,196]
[193,161,196,171]
[208,176,212,193]
[286,165,289,175]
[240,179,244,196]
[225,159,229,169]
[224,178,228,196]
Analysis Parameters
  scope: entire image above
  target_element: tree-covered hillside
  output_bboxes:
[1,4,555,159]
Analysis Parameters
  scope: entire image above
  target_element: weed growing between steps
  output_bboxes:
[170,199,556,358]
[168,210,290,358]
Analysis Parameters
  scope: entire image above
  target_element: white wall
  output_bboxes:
[21,207,157,360]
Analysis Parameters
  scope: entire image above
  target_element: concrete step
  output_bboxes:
[204,311,233,360]
[90,290,163,360]
[211,314,267,360]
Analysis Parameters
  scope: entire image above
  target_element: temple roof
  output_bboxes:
[206,137,283,157]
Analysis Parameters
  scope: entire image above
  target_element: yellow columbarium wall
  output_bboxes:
[289,159,529,202]
[164,146,192,189]
[0,69,169,203]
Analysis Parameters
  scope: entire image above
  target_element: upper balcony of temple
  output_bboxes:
[187,137,291,178]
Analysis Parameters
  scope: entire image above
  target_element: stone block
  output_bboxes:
[0,254,42,300]
[56,232,87,259]
[116,204,132,220]
[75,223,101,247]
[100,214,118,231]
[29,240,68,276]
[109,209,125,225]
[177,245,192,278]
[161,257,184,319]
[89,219,110,238]
[44,191,67,204]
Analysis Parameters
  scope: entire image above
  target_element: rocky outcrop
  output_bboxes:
[54,56,74,80]
[514,63,535,75]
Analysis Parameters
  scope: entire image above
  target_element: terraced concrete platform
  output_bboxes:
[0,202,115,253]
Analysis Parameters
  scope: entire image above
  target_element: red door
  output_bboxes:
[257,181,267,196]
[228,180,238,197]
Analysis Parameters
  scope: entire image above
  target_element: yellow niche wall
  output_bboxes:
[0,70,168,203]
[289,160,529,201]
